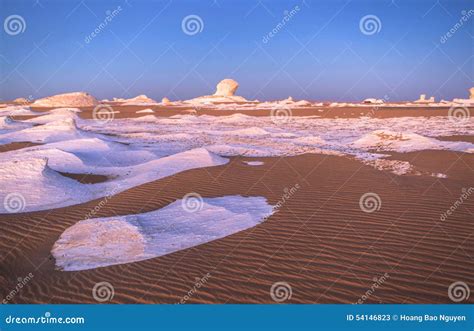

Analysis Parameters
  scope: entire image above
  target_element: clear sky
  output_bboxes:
[0,0,472,101]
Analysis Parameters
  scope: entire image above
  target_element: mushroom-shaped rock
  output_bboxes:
[214,79,239,97]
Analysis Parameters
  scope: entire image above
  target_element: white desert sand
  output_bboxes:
[52,195,274,271]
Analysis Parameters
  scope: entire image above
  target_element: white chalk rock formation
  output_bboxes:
[452,87,474,105]
[122,95,157,104]
[415,94,435,103]
[161,97,171,105]
[13,97,29,104]
[33,92,98,107]
[214,79,239,97]
[363,98,384,104]
[186,79,248,104]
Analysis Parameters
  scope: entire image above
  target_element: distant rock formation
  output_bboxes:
[452,87,474,104]
[111,95,157,104]
[277,96,311,107]
[214,79,239,97]
[122,95,157,104]
[32,92,98,107]
[186,79,248,104]
[415,94,435,103]
[363,98,384,104]
[13,97,29,104]
[279,96,294,104]
[161,97,171,105]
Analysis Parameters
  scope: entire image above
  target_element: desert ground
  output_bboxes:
[1,82,473,303]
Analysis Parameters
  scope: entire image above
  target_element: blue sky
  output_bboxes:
[0,0,472,101]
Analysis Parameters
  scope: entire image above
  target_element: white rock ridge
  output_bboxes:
[32,92,98,107]
[123,95,157,104]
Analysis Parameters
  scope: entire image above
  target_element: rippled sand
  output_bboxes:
[0,150,472,303]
